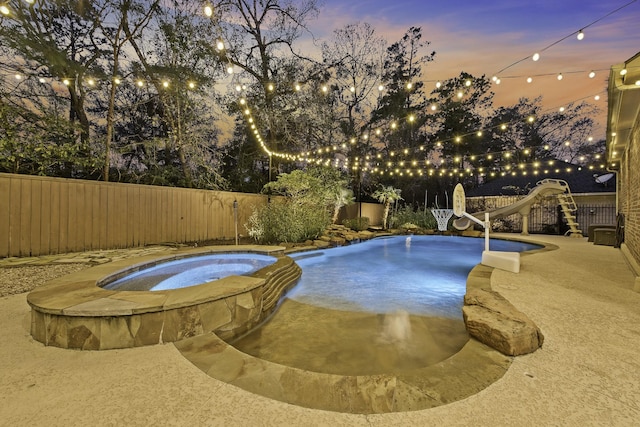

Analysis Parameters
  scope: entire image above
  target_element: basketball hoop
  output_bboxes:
[431,209,454,231]
[453,183,466,217]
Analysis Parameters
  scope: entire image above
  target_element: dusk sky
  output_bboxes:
[305,0,640,137]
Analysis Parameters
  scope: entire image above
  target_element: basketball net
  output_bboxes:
[431,209,454,232]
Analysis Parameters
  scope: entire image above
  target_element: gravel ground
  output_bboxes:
[0,264,88,297]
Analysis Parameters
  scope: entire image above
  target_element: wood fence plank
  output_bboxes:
[70,182,83,252]
[30,179,42,256]
[107,185,116,248]
[98,185,108,249]
[84,183,95,250]
[9,178,22,257]
[40,180,51,255]
[117,185,127,248]
[0,176,11,257]
[128,186,137,247]
[19,179,32,256]
[49,181,61,254]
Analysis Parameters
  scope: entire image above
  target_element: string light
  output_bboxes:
[577,29,585,40]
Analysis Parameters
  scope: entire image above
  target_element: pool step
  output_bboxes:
[255,257,302,313]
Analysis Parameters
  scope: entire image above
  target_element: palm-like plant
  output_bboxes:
[332,188,355,224]
[372,185,403,229]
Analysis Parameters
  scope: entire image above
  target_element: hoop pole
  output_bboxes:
[484,212,490,251]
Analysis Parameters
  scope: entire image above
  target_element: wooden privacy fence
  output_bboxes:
[0,173,270,258]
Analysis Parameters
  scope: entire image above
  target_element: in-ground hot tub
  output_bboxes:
[102,253,279,291]
[27,246,301,350]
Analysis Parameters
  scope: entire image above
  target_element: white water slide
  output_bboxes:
[453,178,572,235]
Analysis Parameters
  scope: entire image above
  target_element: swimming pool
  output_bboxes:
[229,235,541,375]
[289,235,539,317]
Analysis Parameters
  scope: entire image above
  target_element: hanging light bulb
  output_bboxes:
[0,5,10,15]
[526,77,532,83]
[216,40,225,50]
[532,53,540,61]
[378,84,384,91]
[227,66,234,74]
[495,78,501,85]
[588,71,596,78]
[435,81,442,88]
[620,68,627,76]
[577,29,584,40]
[204,4,213,17]
[557,73,563,80]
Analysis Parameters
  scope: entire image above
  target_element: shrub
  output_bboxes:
[342,217,370,231]
[389,205,438,229]
[246,200,330,244]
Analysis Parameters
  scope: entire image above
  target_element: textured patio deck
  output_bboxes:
[1,234,638,426]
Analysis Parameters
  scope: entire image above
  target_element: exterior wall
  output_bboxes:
[339,202,385,227]
[0,173,269,258]
[619,115,640,267]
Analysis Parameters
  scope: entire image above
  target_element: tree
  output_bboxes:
[372,185,403,229]
[368,27,436,205]
[211,0,321,181]
[0,0,107,145]
[123,0,227,187]
[98,0,159,182]
[429,72,494,168]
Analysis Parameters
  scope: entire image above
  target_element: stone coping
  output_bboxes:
[175,236,557,414]
[27,245,287,315]
[27,245,302,349]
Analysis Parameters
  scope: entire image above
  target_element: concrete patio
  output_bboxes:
[1,234,639,426]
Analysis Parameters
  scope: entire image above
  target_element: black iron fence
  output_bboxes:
[466,195,616,235]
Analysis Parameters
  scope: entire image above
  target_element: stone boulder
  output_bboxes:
[463,288,544,356]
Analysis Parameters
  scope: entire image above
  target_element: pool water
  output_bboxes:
[289,235,539,318]
[102,253,277,291]
[230,235,541,375]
